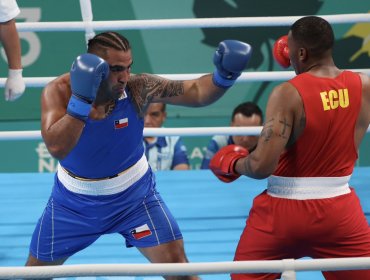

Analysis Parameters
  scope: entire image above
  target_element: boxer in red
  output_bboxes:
[210,16,370,280]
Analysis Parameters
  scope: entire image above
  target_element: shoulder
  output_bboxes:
[127,73,169,108]
[339,70,370,99]
[357,72,370,101]
[127,74,145,94]
[128,73,147,85]
[266,81,302,117]
[47,73,70,90]
[43,73,71,104]
[270,81,299,102]
[357,72,370,88]
[128,73,169,92]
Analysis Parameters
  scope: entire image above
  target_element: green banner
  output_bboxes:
[0,0,369,172]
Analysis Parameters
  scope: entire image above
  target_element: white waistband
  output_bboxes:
[267,175,351,200]
[57,154,149,196]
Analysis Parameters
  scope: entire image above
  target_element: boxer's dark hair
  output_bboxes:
[290,16,334,58]
[87,32,131,54]
[232,102,263,123]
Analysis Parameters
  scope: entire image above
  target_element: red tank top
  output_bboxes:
[273,71,362,177]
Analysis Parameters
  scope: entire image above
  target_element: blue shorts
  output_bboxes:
[29,169,183,262]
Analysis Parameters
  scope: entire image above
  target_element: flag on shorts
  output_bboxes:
[114,118,128,129]
[131,224,152,240]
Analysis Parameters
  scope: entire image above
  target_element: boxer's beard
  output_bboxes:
[94,80,121,106]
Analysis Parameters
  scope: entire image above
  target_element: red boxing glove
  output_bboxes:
[209,144,249,183]
[273,35,290,68]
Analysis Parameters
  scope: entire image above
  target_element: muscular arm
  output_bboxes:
[354,73,370,148]
[129,39,251,109]
[234,82,300,179]
[128,74,227,110]
[0,19,21,69]
[41,75,85,160]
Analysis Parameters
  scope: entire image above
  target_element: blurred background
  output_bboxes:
[0,0,369,172]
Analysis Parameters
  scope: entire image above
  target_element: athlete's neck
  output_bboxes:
[305,63,324,73]
[90,100,116,120]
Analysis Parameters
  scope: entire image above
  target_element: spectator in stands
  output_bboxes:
[201,102,263,169]
[144,103,190,171]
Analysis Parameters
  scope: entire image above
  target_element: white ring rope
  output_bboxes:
[0,127,260,141]
[0,69,370,87]
[1,257,370,279]
[0,126,369,141]
[79,0,95,44]
[14,13,370,32]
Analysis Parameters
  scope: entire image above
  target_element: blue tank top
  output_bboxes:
[60,92,144,178]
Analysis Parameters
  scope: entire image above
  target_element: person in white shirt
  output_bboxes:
[0,0,25,101]
[144,103,190,171]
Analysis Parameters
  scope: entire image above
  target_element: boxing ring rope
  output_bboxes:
[1,9,370,280]
[1,69,370,88]
[13,13,370,32]
[1,257,370,279]
[0,126,370,141]
[1,12,369,87]
[0,127,261,141]
[79,0,95,43]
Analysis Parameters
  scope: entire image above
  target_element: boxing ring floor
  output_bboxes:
[1,168,370,280]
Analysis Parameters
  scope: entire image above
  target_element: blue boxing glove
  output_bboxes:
[67,53,109,122]
[212,40,252,89]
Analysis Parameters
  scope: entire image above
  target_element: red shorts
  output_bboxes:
[232,188,370,280]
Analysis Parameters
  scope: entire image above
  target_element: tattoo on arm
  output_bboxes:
[260,117,292,142]
[128,74,184,114]
[278,117,292,139]
[140,74,184,104]
[261,118,274,142]
[163,81,184,98]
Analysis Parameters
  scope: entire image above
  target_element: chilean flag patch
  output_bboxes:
[131,224,152,240]
[114,118,128,129]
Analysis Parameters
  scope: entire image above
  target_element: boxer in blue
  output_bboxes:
[25,32,252,280]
